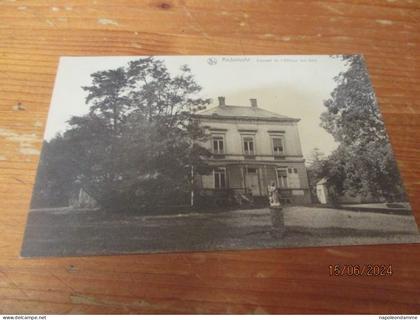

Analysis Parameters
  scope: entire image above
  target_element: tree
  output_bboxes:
[83,67,130,134]
[31,135,78,208]
[34,57,211,213]
[306,147,346,205]
[320,55,406,202]
[306,148,326,202]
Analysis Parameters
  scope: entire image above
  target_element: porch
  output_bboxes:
[196,163,311,206]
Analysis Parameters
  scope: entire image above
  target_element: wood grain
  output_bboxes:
[0,0,419,314]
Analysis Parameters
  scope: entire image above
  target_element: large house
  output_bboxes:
[194,97,311,205]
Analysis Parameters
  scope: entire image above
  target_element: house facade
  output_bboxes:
[194,97,311,205]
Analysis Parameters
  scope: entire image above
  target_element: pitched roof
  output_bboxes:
[317,177,329,185]
[195,104,299,122]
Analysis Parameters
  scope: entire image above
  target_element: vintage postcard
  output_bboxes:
[21,55,420,257]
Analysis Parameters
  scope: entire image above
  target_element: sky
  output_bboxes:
[46,55,348,160]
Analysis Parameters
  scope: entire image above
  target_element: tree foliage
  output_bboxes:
[32,57,211,212]
[317,55,406,202]
[31,135,79,208]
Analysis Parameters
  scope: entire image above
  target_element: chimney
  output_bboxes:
[250,98,258,108]
[218,96,226,106]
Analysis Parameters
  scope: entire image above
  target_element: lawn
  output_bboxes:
[21,206,420,257]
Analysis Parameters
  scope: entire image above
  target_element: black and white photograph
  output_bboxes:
[21,55,420,257]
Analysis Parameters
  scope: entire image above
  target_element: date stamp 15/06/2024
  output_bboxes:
[329,265,393,277]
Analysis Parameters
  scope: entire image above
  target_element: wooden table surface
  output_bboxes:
[0,0,419,314]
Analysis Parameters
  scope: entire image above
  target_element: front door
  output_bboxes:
[246,168,260,196]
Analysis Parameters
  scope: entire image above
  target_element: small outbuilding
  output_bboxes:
[316,177,366,205]
[69,187,97,209]
[316,177,329,204]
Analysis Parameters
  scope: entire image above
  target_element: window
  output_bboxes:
[214,168,226,189]
[243,136,255,155]
[276,168,288,188]
[288,167,300,188]
[247,168,257,174]
[272,137,284,155]
[212,136,224,154]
